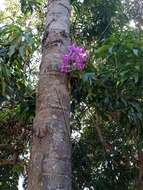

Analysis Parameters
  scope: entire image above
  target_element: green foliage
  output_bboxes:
[71,0,127,45]
[71,29,143,189]
[72,123,138,190]
[0,22,39,104]
[71,1,143,189]
[0,0,143,190]
[20,0,44,14]
[0,0,40,188]
[0,166,19,190]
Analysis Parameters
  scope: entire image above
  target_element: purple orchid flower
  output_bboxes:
[59,43,89,73]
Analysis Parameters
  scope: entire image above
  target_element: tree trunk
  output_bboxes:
[28,0,71,190]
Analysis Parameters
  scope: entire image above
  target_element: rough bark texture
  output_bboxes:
[28,0,71,190]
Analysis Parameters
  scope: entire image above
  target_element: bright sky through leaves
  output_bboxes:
[0,0,5,10]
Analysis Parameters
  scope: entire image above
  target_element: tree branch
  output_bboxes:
[0,159,24,166]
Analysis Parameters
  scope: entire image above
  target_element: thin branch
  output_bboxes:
[0,159,25,166]
[87,109,109,154]
[0,144,13,150]
[95,118,108,154]
[0,144,17,151]
[0,160,16,166]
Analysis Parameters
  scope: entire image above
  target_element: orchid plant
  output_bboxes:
[59,44,89,73]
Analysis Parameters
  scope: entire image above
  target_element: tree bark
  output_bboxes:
[28,0,71,190]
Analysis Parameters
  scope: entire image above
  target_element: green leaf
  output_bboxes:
[19,46,24,58]
[132,49,139,56]
[8,45,17,57]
